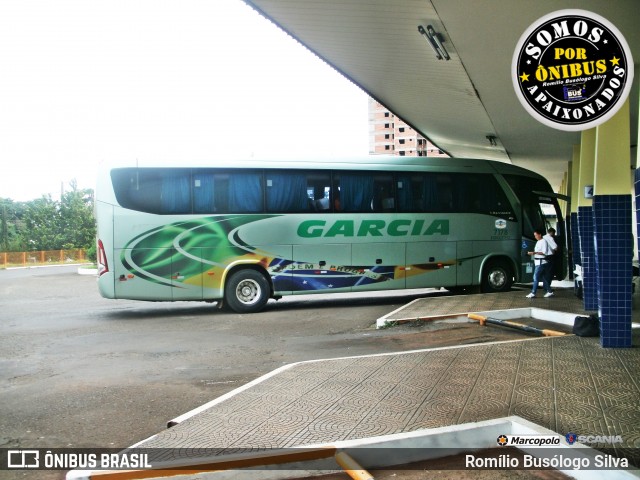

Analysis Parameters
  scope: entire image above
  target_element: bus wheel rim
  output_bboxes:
[489,270,505,288]
[236,279,260,305]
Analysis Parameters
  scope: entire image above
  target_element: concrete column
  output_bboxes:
[593,99,632,348]
[570,146,581,276]
[570,145,581,214]
[635,91,640,264]
[577,129,598,311]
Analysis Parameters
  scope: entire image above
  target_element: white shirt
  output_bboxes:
[534,238,553,263]
[543,233,558,253]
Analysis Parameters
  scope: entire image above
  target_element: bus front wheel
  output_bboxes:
[481,260,513,293]
[225,269,270,313]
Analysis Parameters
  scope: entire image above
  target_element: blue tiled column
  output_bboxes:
[592,195,633,348]
[578,206,598,311]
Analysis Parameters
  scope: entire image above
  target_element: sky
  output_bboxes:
[0,0,370,202]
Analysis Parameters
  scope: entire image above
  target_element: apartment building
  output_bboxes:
[368,98,448,157]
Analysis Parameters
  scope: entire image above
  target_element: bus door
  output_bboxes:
[521,193,567,282]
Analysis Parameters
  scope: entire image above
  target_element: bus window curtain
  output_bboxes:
[455,176,469,212]
[397,176,414,212]
[422,174,439,211]
[161,175,190,213]
[193,173,215,213]
[229,173,263,212]
[266,173,308,212]
[341,174,374,212]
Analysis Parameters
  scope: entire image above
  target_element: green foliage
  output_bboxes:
[24,195,62,250]
[59,180,96,250]
[85,242,97,263]
[1,198,28,251]
[0,180,96,252]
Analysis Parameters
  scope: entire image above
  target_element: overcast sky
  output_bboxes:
[0,0,370,202]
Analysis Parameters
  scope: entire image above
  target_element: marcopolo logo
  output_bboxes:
[497,434,560,447]
[512,9,634,131]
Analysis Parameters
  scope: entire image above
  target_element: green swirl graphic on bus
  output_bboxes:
[120,215,454,292]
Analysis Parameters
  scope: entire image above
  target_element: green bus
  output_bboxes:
[96,157,564,313]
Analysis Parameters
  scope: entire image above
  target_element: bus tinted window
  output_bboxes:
[334,173,374,212]
[111,168,514,217]
[504,174,552,235]
[395,173,513,216]
[307,173,332,212]
[266,171,327,213]
[372,174,395,212]
[193,172,215,213]
[228,172,263,212]
[456,174,514,217]
[111,168,192,215]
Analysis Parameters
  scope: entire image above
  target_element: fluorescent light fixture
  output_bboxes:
[418,24,450,61]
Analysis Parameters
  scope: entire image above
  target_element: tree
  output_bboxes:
[1,181,96,253]
[22,195,61,250]
[1,203,7,251]
[59,180,95,250]
[0,198,28,251]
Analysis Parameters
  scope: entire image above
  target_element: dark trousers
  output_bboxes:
[545,254,555,285]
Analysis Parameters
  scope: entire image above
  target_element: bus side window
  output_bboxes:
[160,173,191,214]
[397,174,438,212]
[372,174,394,212]
[193,172,215,213]
[337,173,374,212]
[397,176,414,212]
[266,172,310,213]
[229,171,263,213]
[307,174,331,212]
[125,172,162,213]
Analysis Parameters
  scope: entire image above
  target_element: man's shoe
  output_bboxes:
[526,293,535,299]
[544,292,554,298]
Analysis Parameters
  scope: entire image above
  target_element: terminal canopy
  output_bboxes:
[243,0,639,189]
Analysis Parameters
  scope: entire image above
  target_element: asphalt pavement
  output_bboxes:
[1,266,535,480]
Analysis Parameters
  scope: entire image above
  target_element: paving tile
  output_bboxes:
[136,289,640,468]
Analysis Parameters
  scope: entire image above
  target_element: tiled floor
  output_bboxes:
[136,288,640,467]
[382,287,587,323]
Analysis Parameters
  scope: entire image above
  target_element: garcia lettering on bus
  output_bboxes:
[297,219,449,238]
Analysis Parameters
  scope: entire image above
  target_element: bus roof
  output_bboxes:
[101,157,548,180]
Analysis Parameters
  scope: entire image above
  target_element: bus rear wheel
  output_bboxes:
[481,260,513,293]
[225,269,270,313]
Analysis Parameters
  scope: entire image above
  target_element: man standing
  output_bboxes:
[543,227,559,285]
[526,229,554,298]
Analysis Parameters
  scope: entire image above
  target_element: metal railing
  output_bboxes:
[0,249,87,269]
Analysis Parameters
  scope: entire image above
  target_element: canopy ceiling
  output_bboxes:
[243,0,639,189]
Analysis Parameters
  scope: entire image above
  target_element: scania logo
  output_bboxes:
[512,9,633,131]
